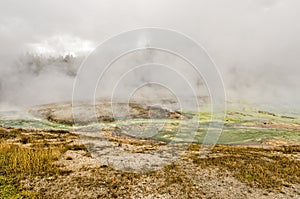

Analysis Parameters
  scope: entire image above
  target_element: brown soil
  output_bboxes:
[0,126,299,198]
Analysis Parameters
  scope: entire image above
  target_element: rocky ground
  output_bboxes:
[0,102,299,198]
[29,101,185,125]
[0,125,299,198]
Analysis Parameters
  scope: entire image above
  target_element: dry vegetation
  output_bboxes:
[0,126,299,198]
[0,142,64,198]
[189,144,300,189]
[0,127,76,198]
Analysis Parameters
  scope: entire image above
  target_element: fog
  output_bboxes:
[0,0,299,111]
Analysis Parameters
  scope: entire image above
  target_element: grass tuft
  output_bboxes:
[0,140,69,198]
[0,142,64,178]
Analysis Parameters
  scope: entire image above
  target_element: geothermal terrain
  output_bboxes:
[0,101,299,198]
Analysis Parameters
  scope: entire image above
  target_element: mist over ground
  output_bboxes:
[0,0,299,111]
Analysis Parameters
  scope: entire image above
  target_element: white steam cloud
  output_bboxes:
[0,0,299,111]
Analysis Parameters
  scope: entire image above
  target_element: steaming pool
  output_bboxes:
[1,102,299,146]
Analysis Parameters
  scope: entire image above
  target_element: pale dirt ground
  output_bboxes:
[22,147,299,199]
[2,101,299,199]
[1,124,299,199]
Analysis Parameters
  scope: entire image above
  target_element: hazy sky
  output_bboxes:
[0,0,299,108]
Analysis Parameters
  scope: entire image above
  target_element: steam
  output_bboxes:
[0,0,299,111]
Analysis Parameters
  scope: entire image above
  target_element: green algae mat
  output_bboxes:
[0,104,299,145]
